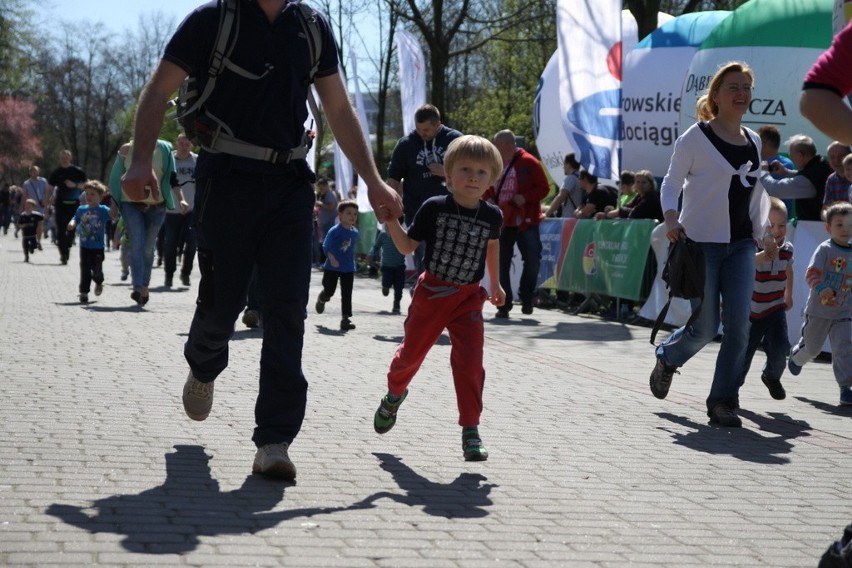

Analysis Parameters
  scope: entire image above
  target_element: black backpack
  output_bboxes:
[650,238,705,345]
[172,0,324,164]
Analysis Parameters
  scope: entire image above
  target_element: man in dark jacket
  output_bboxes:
[387,104,462,281]
[759,134,833,221]
[486,130,549,318]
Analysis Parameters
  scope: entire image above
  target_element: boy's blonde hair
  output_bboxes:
[768,196,788,219]
[337,199,358,213]
[443,135,503,185]
[843,153,852,168]
[82,180,107,195]
[823,201,852,224]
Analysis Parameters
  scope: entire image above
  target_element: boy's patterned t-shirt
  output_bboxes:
[408,195,502,285]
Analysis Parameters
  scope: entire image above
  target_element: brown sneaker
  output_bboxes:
[252,443,296,480]
[182,371,214,421]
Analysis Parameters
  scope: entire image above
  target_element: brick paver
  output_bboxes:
[1,232,850,567]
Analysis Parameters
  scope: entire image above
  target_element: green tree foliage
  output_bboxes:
[450,0,556,150]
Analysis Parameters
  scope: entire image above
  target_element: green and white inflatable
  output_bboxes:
[680,0,833,151]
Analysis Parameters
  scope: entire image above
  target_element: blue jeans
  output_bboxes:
[656,239,755,413]
[184,171,314,447]
[119,202,167,291]
[499,225,542,310]
[740,309,790,385]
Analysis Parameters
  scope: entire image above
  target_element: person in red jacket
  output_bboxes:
[486,130,549,318]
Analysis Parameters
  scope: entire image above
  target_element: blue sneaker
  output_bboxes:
[787,356,802,376]
[840,386,852,406]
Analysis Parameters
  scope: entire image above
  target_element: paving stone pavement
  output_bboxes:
[1,231,851,567]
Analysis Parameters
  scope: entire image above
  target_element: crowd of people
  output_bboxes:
[1,0,849,482]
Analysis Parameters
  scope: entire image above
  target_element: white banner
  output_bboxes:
[396,29,426,136]
[350,46,373,212]
[835,0,852,33]
[333,65,354,201]
[622,11,727,176]
[556,0,622,180]
[305,87,318,173]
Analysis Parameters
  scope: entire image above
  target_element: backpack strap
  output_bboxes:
[292,1,324,144]
[179,0,239,120]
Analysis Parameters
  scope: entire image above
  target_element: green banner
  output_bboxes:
[558,219,656,301]
[356,211,377,255]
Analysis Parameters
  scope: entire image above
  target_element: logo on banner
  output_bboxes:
[566,90,622,180]
[582,242,597,276]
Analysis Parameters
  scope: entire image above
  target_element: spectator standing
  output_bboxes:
[121,0,402,480]
[544,153,582,219]
[486,130,549,318]
[0,183,11,234]
[823,141,851,207]
[649,61,770,428]
[163,133,195,288]
[387,104,462,281]
[21,165,49,248]
[47,150,87,265]
[759,135,833,221]
[757,125,796,214]
[315,177,338,239]
[787,202,852,405]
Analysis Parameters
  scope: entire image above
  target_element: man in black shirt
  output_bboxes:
[47,150,87,264]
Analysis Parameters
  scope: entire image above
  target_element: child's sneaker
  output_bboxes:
[462,427,489,461]
[392,301,401,314]
[382,286,390,296]
[120,270,128,281]
[78,293,89,304]
[340,318,356,331]
[787,356,802,376]
[94,283,103,296]
[840,386,852,406]
[315,293,327,313]
[374,390,408,434]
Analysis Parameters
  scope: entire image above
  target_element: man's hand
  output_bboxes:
[427,163,446,177]
[121,163,161,202]
[369,181,403,223]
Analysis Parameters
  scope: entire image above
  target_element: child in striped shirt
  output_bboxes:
[740,197,794,401]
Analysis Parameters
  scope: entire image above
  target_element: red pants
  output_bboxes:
[387,272,487,427]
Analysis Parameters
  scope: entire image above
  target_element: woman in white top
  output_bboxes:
[649,61,770,428]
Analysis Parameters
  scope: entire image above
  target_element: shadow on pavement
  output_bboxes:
[338,453,496,519]
[46,445,338,555]
[794,396,852,417]
[83,304,147,313]
[372,334,451,346]
[530,320,634,342]
[655,411,811,465]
